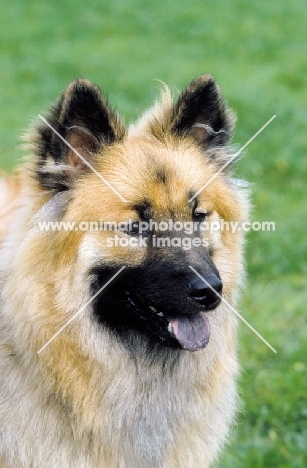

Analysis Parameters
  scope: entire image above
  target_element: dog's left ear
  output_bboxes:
[31,78,126,191]
[171,74,234,148]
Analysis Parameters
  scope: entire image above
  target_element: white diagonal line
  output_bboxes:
[37,266,126,354]
[189,266,277,353]
[38,115,127,203]
[189,115,276,202]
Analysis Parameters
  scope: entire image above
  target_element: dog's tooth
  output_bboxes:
[149,306,157,313]
[168,322,173,334]
[157,312,164,317]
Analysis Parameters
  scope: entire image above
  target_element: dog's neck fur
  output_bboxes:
[0,292,237,468]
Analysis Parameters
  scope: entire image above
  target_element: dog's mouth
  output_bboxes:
[124,290,211,352]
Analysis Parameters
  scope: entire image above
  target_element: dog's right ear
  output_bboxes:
[29,79,126,191]
[170,74,234,149]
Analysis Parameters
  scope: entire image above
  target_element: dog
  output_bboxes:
[0,75,249,467]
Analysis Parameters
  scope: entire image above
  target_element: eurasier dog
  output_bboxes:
[0,75,249,467]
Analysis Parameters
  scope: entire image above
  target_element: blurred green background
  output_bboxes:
[0,1,306,466]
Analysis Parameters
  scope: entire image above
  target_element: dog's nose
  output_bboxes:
[188,275,222,309]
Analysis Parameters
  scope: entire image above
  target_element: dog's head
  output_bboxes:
[16,75,248,356]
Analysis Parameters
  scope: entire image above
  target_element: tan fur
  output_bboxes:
[0,172,21,240]
[0,77,249,467]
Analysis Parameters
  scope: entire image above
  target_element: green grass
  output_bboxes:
[1,1,306,466]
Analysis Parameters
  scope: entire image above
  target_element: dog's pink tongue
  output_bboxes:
[171,312,210,352]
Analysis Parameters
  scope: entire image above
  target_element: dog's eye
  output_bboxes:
[129,222,141,234]
[192,211,209,222]
[122,221,140,236]
[125,221,153,236]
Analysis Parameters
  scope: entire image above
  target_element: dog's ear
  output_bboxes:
[171,74,234,149]
[31,79,125,191]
